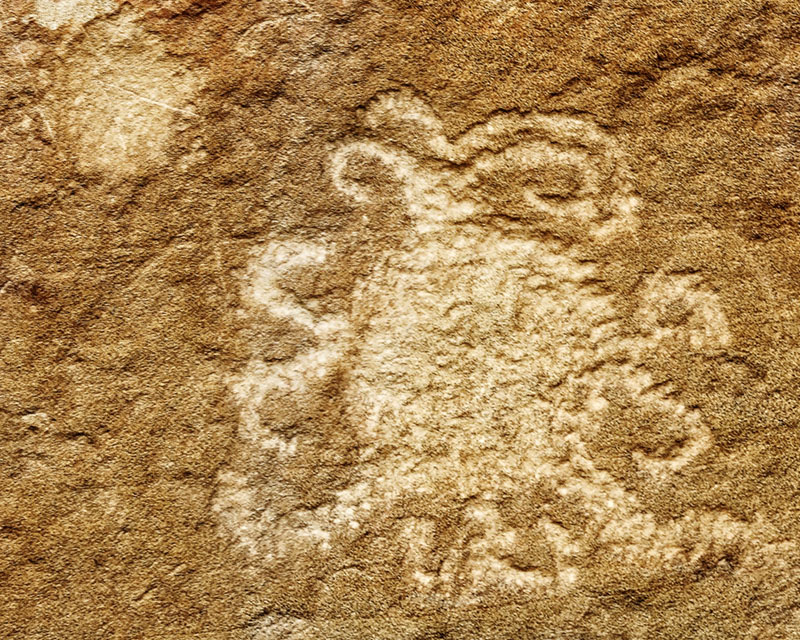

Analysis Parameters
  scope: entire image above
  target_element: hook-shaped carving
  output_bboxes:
[332,91,640,237]
[330,140,423,205]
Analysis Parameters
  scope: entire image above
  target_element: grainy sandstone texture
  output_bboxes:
[3,1,800,638]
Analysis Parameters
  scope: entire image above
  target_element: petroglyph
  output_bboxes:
[216,91,790,604]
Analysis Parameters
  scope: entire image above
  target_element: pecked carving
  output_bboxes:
[331,91,640,240]
[215,90,791,606]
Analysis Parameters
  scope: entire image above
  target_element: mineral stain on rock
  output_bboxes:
[33,0,117,30]
[3,1,800,639]
[47,11,201,178]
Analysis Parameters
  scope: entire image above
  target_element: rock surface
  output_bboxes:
[3,1,800,638]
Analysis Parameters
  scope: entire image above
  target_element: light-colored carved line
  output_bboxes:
[98,80,199,117]
[35,107,54,139]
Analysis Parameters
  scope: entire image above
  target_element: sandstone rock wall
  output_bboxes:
[3,1,800,638]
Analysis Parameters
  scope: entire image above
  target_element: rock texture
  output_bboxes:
[3,1,800,638]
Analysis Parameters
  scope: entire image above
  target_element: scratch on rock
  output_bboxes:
[99,80,199,117]
[35,107,55,140]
